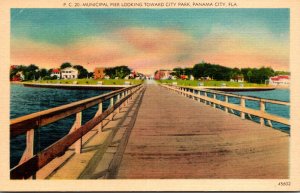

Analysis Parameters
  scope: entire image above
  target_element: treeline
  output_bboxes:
[10,62,94,81]
[104,66,131,79]
[171,62,288,84]
[10,62,134,81]
[10,64,49,81]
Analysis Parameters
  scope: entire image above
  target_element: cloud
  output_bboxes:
[11,26,289,74]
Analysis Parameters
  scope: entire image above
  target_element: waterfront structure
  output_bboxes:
[94,67,105,79]
[10,83,289,179]
[61,67,79,79]
[154,69,172,80]
[269,75,290,86]
[50,68,60,79]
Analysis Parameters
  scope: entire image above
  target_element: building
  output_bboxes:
[154,70,172,80]
[269,75,290,86]
[94,67,105,79]
[61,67,79,79]
[50,68,60,79]
[11,71,24,81]
[230,75,244,82]
[180,75,188,80]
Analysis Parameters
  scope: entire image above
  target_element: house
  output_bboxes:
[12,71,24,81]
[154,70,172,80]
[269,75,290,86]
[61,67,78,79]
[94,67,105,79]
[230,75,244,82]
[50,68,60,79]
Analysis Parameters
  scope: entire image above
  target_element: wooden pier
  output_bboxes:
[10,83,289,179]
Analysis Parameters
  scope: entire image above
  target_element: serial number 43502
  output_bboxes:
[278,181,291,186]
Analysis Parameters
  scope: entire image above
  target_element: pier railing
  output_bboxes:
[161,84,290,132]
[10,84,144,179]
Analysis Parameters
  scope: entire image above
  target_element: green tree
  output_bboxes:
[48,68,53,75]
[60,62,72,69]
[183,68,193,78]
[88,72,94,79]
[23,64,39,80]
[39,68,48,79]
[247,70,253,82]
[104,66,131,79]
[27,64,39,72]
[171,67,184,78]
[73,65,88,79]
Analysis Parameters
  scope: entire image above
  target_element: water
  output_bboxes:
[214,89,289,131]
[190,88,290,132]
[10,84,113,168]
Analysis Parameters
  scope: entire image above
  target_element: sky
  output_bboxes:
[11,8,289,75]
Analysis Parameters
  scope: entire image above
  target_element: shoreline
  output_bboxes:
[11,82,288,92]
[206,86,277,92]
[165,84,280,92]
[13,82,130,90]
[177,85,279,92]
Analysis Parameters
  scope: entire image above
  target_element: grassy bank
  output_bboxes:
[156,80,270,87]
[24,79,144,85]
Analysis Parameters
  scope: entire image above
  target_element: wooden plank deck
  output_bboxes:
[115,84,289,179]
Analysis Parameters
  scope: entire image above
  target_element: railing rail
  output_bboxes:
[10,84,144,179]
[161,84,290,131]
[174,85,290,106]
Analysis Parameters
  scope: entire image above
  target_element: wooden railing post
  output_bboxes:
[19,128,35,165]
[69,112,82,154]
[204,92,208,105]
[110,97,114,120]
[241,98,245,119]
[213,94,216,108]
[117,94,121,113]
[95,102,103,132]
[196,90,200,102]
[130,89,133,100]
[260,100,265,125]
[125,90,129,105]
[225,96,229,113]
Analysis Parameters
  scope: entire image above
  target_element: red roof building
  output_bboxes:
[51,68,61,79]
[52,68,60,73]
[154,70,172,80]
[269,75,290,86]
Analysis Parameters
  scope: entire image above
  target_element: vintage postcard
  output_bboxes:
[0,0,300,191]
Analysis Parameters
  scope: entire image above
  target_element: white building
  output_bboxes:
[61,67,79,79]
[50,68,61,79]
[269,75,290,86]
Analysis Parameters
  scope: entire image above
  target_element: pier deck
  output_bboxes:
[116,84,288,178]
[48,84,288,179]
